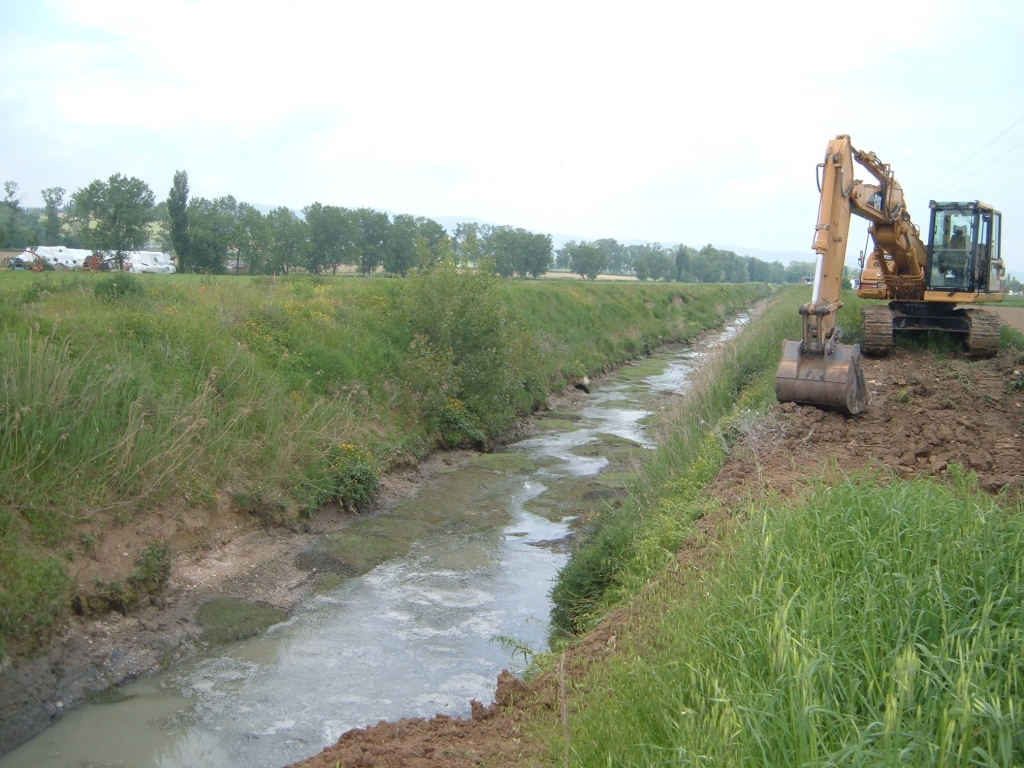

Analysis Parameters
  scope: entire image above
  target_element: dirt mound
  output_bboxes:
[286,671,543,768]
[713,348,1024,503]
[288,346,1024,768]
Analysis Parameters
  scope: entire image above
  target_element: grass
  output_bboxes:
[540,286,1024,766]
[554,472,1024,767]
[0,269,771,657]
[550,286,802,635]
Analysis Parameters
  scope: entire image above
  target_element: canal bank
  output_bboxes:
[0,313,751,766]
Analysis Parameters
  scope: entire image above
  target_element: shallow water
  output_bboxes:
[1,314,748,768]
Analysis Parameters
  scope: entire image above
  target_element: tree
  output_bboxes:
[234,203,270,274]
[354,208,390,275]
[482,226,521,277]
[71,174,155,269]
[266,206,308,274]
[186,196,236,273]
[523,232,553,278]
[629,244,672,281]
[3,181,21,222]
[39,187,65,246]
[385,214,419,276]
[458,227,483,268]
[167,170,191,271]
[748,256,785,283]
[555,240,577,270]
[784,260,817,284]
[453,222,481,263]
[0,181,25,248]
[673,244,694,282]
[415,217,448,267]
[304,203,356,274]
[568,243,607,280]
[593,238,626,274]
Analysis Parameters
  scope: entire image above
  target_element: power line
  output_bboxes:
[918,112,1024,192]
[930,135,1024,196]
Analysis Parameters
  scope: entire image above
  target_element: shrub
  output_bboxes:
[396,259,536,446]
[297,442,380,515]
[127,541,172,595]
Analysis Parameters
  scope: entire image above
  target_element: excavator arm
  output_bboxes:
[776,134,883,414]
[805,136,929,340]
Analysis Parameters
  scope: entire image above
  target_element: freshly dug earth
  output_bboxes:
[289,320,1024,768]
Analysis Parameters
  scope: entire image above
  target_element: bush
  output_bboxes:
[297,442,380,515]
[396,259,536,446]
[128,541,172,595]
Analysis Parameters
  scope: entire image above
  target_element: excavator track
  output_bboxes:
[861,306,894,356]
[962,308,1001,358]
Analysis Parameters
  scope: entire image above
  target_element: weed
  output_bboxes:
[297,442,380,515]
[325,443,379,512]
[438,397,487,448]
[0,545,73,659]
[127,541,172,595]
[493,633,537,665]
[80,532,97,558]
[93,274,144,302]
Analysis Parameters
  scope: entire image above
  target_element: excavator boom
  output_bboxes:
[775,135,869,414]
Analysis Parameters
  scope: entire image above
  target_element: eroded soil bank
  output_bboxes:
[288,312,1024,768]
[0,448,479,753]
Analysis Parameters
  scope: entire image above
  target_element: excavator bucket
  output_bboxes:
[775,340,868,415]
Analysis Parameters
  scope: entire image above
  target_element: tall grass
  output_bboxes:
[0,269,770,656]
[557,472,1024,767]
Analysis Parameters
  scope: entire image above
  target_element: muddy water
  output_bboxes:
[1,315,748,768]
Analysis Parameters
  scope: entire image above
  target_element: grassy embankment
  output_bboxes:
[0,267,770,659]
[542,287,1024,766]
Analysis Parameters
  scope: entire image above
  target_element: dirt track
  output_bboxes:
[288,320,1024,768]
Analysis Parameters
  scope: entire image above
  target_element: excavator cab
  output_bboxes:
[925,201,1003,295]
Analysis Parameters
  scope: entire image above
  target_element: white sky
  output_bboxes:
[2,0,1022,272]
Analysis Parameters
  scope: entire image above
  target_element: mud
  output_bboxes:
[0,378,606,754]
[0,449,481,753]
[287,339,1024,768]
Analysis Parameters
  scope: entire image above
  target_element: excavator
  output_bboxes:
[775,134,1005,415]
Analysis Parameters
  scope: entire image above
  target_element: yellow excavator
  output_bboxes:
[775,134,1005,415]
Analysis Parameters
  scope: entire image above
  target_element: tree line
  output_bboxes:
[2,171,850,286]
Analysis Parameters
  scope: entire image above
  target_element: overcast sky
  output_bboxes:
[2,0,1022,272]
